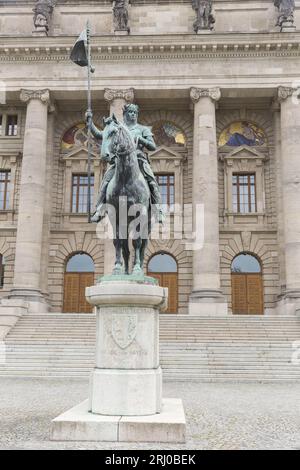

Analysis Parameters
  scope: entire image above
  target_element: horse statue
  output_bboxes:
[100,115,152,276]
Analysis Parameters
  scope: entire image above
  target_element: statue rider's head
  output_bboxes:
[123,103,139,125]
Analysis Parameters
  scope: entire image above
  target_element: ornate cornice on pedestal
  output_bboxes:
[277,85,300,102]
[20,89,50,105]
[104,88,135,103]
[190,87,221,103]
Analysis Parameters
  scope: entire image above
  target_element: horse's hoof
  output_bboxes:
[132,265,143,275]
[112,264,123,275]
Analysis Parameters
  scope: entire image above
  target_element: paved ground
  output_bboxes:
[0,378,299,450]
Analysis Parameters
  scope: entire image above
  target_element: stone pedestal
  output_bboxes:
[51,277,186,443]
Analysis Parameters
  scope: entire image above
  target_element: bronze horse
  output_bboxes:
[100,115,151,275]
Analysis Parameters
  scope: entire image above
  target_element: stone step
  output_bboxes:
[1,313,300,381]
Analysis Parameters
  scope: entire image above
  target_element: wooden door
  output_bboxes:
[231,273,264,315]
[63,272,94,313]
[149,272,178,313]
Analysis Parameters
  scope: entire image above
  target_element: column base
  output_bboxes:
[189,289,228,316]
[51,398,186,443]
[0,299,28,340]
[8,288,49,313]
[277,291,300,315]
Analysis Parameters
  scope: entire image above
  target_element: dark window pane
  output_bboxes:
[0,254,4,288]
[71,174,94,213]
[0,171,10,210]
[6,115,18,136]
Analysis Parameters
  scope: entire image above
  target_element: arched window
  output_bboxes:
[61,122,101,154]
[64,253,95,313]
[218,121,267,147]
[147,253,178,313]
[66,253,95,273]
[148,253,178,273]
[231,253,261,273]
[0,254,4,288]
[231,253,264,315]
[152,121,186,147]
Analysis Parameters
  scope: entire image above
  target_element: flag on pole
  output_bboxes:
[70,23,93,222]
[70,29,89,67]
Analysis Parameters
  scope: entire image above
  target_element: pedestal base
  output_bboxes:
[89,367,162,416]
[51,398,186,443]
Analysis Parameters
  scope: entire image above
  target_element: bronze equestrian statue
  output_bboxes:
[86,104,163,275]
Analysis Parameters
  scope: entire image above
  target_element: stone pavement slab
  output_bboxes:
[0,378,300,450]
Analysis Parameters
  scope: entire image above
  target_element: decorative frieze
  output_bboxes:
[190,87,221,103]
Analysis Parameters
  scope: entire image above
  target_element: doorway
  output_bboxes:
[147,253,178,313]
[63,253,94,313]
[231,253,264,315]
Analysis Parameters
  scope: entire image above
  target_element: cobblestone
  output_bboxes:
[0,378,299,450]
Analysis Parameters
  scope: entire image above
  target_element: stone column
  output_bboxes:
[272,100,286,298]
[102,88,135,275]
[10,89,50,312]
[189,87,227,315]
[277,86,300,314]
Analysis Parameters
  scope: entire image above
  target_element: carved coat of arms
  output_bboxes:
[111,314,138,349]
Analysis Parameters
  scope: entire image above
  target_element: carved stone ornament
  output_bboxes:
[104,88,135,103]
[274,0,295,31]
[20,89,50,105]
[33,0,55,35]
[278,85,300,102]
[192,0,215,33]
[190,87,221,103]
[111,313,138,349]
[113,0,130,33]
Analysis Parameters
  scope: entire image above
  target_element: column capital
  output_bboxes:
[190,87,221,104]
[104,88,135,103]
[20,89,50,105]
[277,86,300,103]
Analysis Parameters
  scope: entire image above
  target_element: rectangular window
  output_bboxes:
[156,174,175,209]
[71,174,94,213]
[232,173,256,214]
[5,115,18,136]
[0,115,2,136]
[0,171,10,210]
[0,254,4,288]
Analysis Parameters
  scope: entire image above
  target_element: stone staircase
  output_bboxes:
[0,313,300,382]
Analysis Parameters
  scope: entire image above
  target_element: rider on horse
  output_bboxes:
[86,103,164,224]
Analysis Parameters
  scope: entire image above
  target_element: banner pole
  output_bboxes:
[87,19,92,223]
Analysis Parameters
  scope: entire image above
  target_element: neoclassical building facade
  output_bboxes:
[0,0,300,323]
